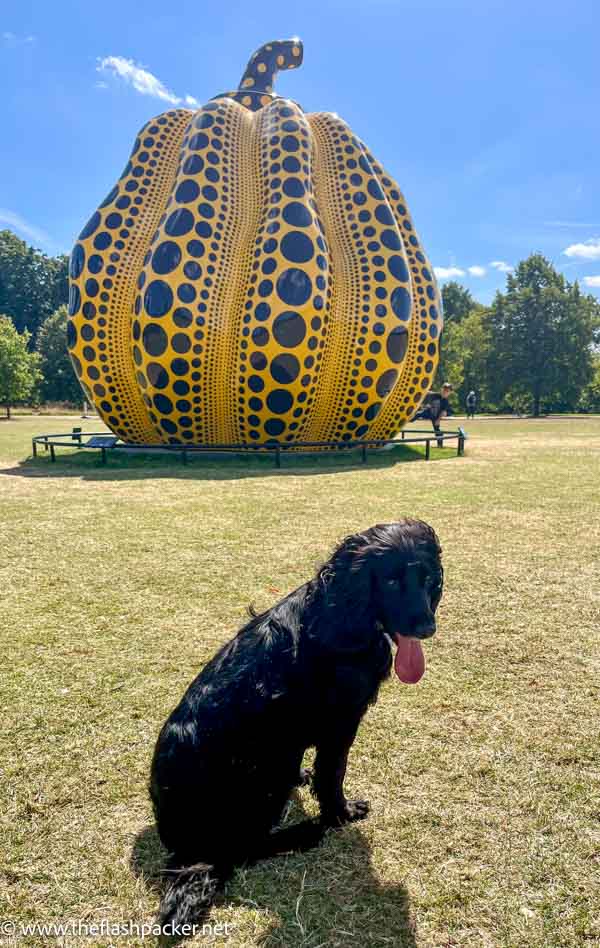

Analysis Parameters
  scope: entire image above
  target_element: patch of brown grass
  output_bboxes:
[1,416,599,946]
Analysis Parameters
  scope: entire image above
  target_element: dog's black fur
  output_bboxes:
[150,519,443,931]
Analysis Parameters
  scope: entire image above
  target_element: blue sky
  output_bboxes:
[2,0,599,303]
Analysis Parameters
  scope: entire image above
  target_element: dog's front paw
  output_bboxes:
[323,799,370,826]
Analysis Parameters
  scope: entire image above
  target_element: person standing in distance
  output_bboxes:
[466,390,477,419]
[413,383,453,447]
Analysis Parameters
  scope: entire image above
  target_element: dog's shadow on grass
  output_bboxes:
[131,803,416,947]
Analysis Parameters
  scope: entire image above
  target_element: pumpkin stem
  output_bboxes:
[238,39,303,96]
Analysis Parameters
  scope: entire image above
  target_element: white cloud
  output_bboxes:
[0,208,51,246]
[2,31,35,45]
[97,56,199,108]
[468,265,486,277]
[434,266,465,280]
[583,275,600,287]
[490,260,513,273]
[563,238,600,261]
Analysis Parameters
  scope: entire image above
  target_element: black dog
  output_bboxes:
[150,519,443,930]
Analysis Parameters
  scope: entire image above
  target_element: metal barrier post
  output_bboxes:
[361,444,367,463]
[425,440,430,460]
[275,446,281,468]
[50,444,56,462]
[101,447,107,465]
[32,439,37,458]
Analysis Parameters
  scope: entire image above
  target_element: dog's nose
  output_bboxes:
[411,621,436,639]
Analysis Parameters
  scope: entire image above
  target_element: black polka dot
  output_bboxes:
[79,211,100,240]
[255,302,270,321]
[282,153,300,171]
[70,244,85,279]
[88,254,103,274]
[267,389,293,414]
[177,284,196,303]
[183,155,204,174]
[270,354,300,384]
[365,402,382,421]
[273,311,306,348]
[381,229,402,251]
[172,333,191,353]
[68,285,81,316]
[152,241,181,275]
[66,320,77,347]
[265,418,285,436]
[281,231,313,263]
[252,327,269,346]
[165,208,194,237]
[187,239,205,258]
[171,358,189,375]
[176,180,200,203]
[147,363,169,388]
[277,269,312,306]
[144,280,173,317]
[93,232,112,251]
[153,393,173,413]
[376,369,398,397]
[391,287,411,321]
[368,179,384,200]
[283,178,304,197]
[388,255,409,283]
[173,307,193,328]
[105,212,122,230]
[249,375,264,392]
[189,132,209,150]
[250,351,267,370]
[142,323,168,356]
[282,202,312,228]
[386,327,408,364]
[375,204,394,226]
[184,261,202,280]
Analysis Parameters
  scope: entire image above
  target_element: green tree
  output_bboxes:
[578,355,600,413]
[36,305,82,404]
[486,255,600,416]
[441,282,479,323]
[0,315,41,418]
[0,229,69,343]
[433,308,492,408]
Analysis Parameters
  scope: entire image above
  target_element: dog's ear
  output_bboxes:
[313,539,377,653]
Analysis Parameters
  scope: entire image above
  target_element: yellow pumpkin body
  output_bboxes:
[68,41,442,445]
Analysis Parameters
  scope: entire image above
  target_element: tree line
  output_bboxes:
[435,256,600,415]
[1,227,599,418]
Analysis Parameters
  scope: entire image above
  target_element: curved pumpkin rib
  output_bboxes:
[67,110,192,443]
[364,160,443,439]
[134,99,259,444]
[306,114,413,443]
[236,99,330,444]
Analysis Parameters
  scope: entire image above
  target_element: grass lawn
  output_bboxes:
[1,415,599,947]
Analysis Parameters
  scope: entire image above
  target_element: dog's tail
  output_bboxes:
[157,858,224,936]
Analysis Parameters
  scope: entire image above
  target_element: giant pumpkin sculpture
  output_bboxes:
[68,39,442,446]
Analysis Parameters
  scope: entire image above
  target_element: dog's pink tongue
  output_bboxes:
[394,636,425,684]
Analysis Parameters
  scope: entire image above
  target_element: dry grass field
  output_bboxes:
[1,415,599,947]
